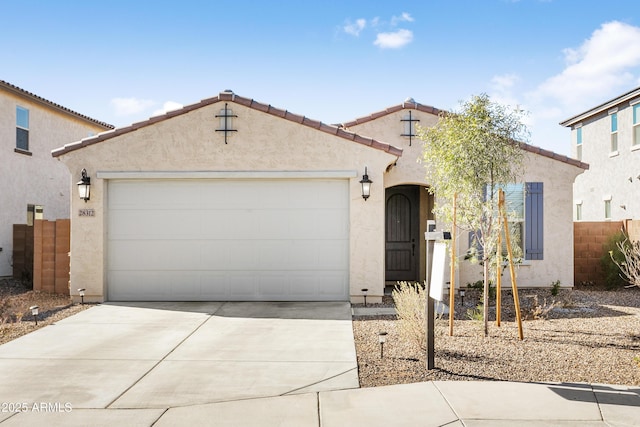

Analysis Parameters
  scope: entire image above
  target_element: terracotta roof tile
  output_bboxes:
[340,99,587,170]
[52,91,403,158]
[340,100,444,128]
[1,80,113,129]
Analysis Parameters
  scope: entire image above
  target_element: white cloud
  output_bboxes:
[152,101,184,117]
[110,97,155,116]
[489,73,526,119]
[374,29,413,49]
[344,18,366,36]
[391,12,414,26]
[533,21,640,108]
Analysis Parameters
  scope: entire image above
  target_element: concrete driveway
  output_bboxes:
[0,301,358,425]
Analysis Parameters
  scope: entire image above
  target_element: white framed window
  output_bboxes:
[16,106,29,151]
[473,182,544,261]
[633,103,640,147]
[610,112,618,153]
[575,126,583,160]
[575,202,582,221]
[604,199,612,220]
[26,204,43,226]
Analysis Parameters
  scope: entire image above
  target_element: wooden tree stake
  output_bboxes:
[499,189,523,340]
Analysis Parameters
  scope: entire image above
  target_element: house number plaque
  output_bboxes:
[78,209,95,217]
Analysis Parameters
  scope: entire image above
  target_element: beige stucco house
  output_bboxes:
[1,80,113,278]
[53,91,587,303]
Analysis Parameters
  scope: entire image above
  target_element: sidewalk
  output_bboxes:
[2,380,638,426]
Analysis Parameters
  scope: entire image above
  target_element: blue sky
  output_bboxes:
[3,0,640,155]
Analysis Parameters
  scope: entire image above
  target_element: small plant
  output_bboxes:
[467,280,496,300]
[634,356,640,368]
[550,280,561,296]
[601,231,630,289]
[466,303,484,321]
[610,236,640,289]
[392,281,426,351]
[525,295,558,320]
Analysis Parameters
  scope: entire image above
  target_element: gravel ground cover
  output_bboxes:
[353,287,640,387]
[3,278,640,388]
[0,278,91,345]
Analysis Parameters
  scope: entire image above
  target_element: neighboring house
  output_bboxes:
[0,80,113,278]
[560,86,640,221]
[52,91,586,304]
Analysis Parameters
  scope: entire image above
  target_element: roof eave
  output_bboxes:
[560,86,640,127]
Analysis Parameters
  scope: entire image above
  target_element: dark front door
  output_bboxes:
[385,186,419,282]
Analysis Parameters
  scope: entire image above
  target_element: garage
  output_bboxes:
[107,178,350,301]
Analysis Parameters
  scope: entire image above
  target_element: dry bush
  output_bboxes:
[524,295,558,320]
[392,281,426,351]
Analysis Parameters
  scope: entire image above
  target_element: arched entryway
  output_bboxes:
[385,184,433,285]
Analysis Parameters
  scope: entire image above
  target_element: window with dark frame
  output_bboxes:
[16,106,29,151]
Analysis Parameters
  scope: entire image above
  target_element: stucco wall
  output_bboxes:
[572,100,640,221]
[0,89,108,277]
[347,107,584,289]
[58,102,398,302]
[457,152,584,288]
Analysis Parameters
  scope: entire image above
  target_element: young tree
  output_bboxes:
[419,94,529,336]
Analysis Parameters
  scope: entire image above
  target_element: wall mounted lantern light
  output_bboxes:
[360,167,372,201]
[77,169,91,202]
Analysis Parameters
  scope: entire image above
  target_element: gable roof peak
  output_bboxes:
[52,90,403,158]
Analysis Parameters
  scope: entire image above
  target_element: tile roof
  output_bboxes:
[1,80,114,129]
[340,98,589,170]
[52,91,403,158]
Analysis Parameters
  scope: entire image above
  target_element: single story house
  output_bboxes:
[53,91,587,303]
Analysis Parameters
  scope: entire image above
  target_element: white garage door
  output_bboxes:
[107,179,349,301]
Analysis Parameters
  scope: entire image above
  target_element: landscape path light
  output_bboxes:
[361,288,368,307]
[30,305,39,326]
[378,331,388,359]
[78,288,86,305]
[459,288,466,306]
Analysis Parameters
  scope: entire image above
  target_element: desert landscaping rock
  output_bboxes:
[353,288,640,387]
[3,279,640,390]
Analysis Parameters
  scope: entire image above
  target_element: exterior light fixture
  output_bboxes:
[77,169,91,202]
[459,288,466,306]
[361,288,368,307]
[360,167,372,201]
[78,288,86,305]
[30,305,39,326]
[378,331,388,359]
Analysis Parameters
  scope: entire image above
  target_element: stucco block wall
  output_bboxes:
[1,88,110,277]
[58,101,398,303]
[572,99,640,221]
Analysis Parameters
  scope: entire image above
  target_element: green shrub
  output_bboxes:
[601,232,629,289]
[392,281,426,351]
[467,279,496,300]
[550,280,561,296]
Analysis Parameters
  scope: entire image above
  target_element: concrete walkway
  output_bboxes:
[0,302,638,426]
